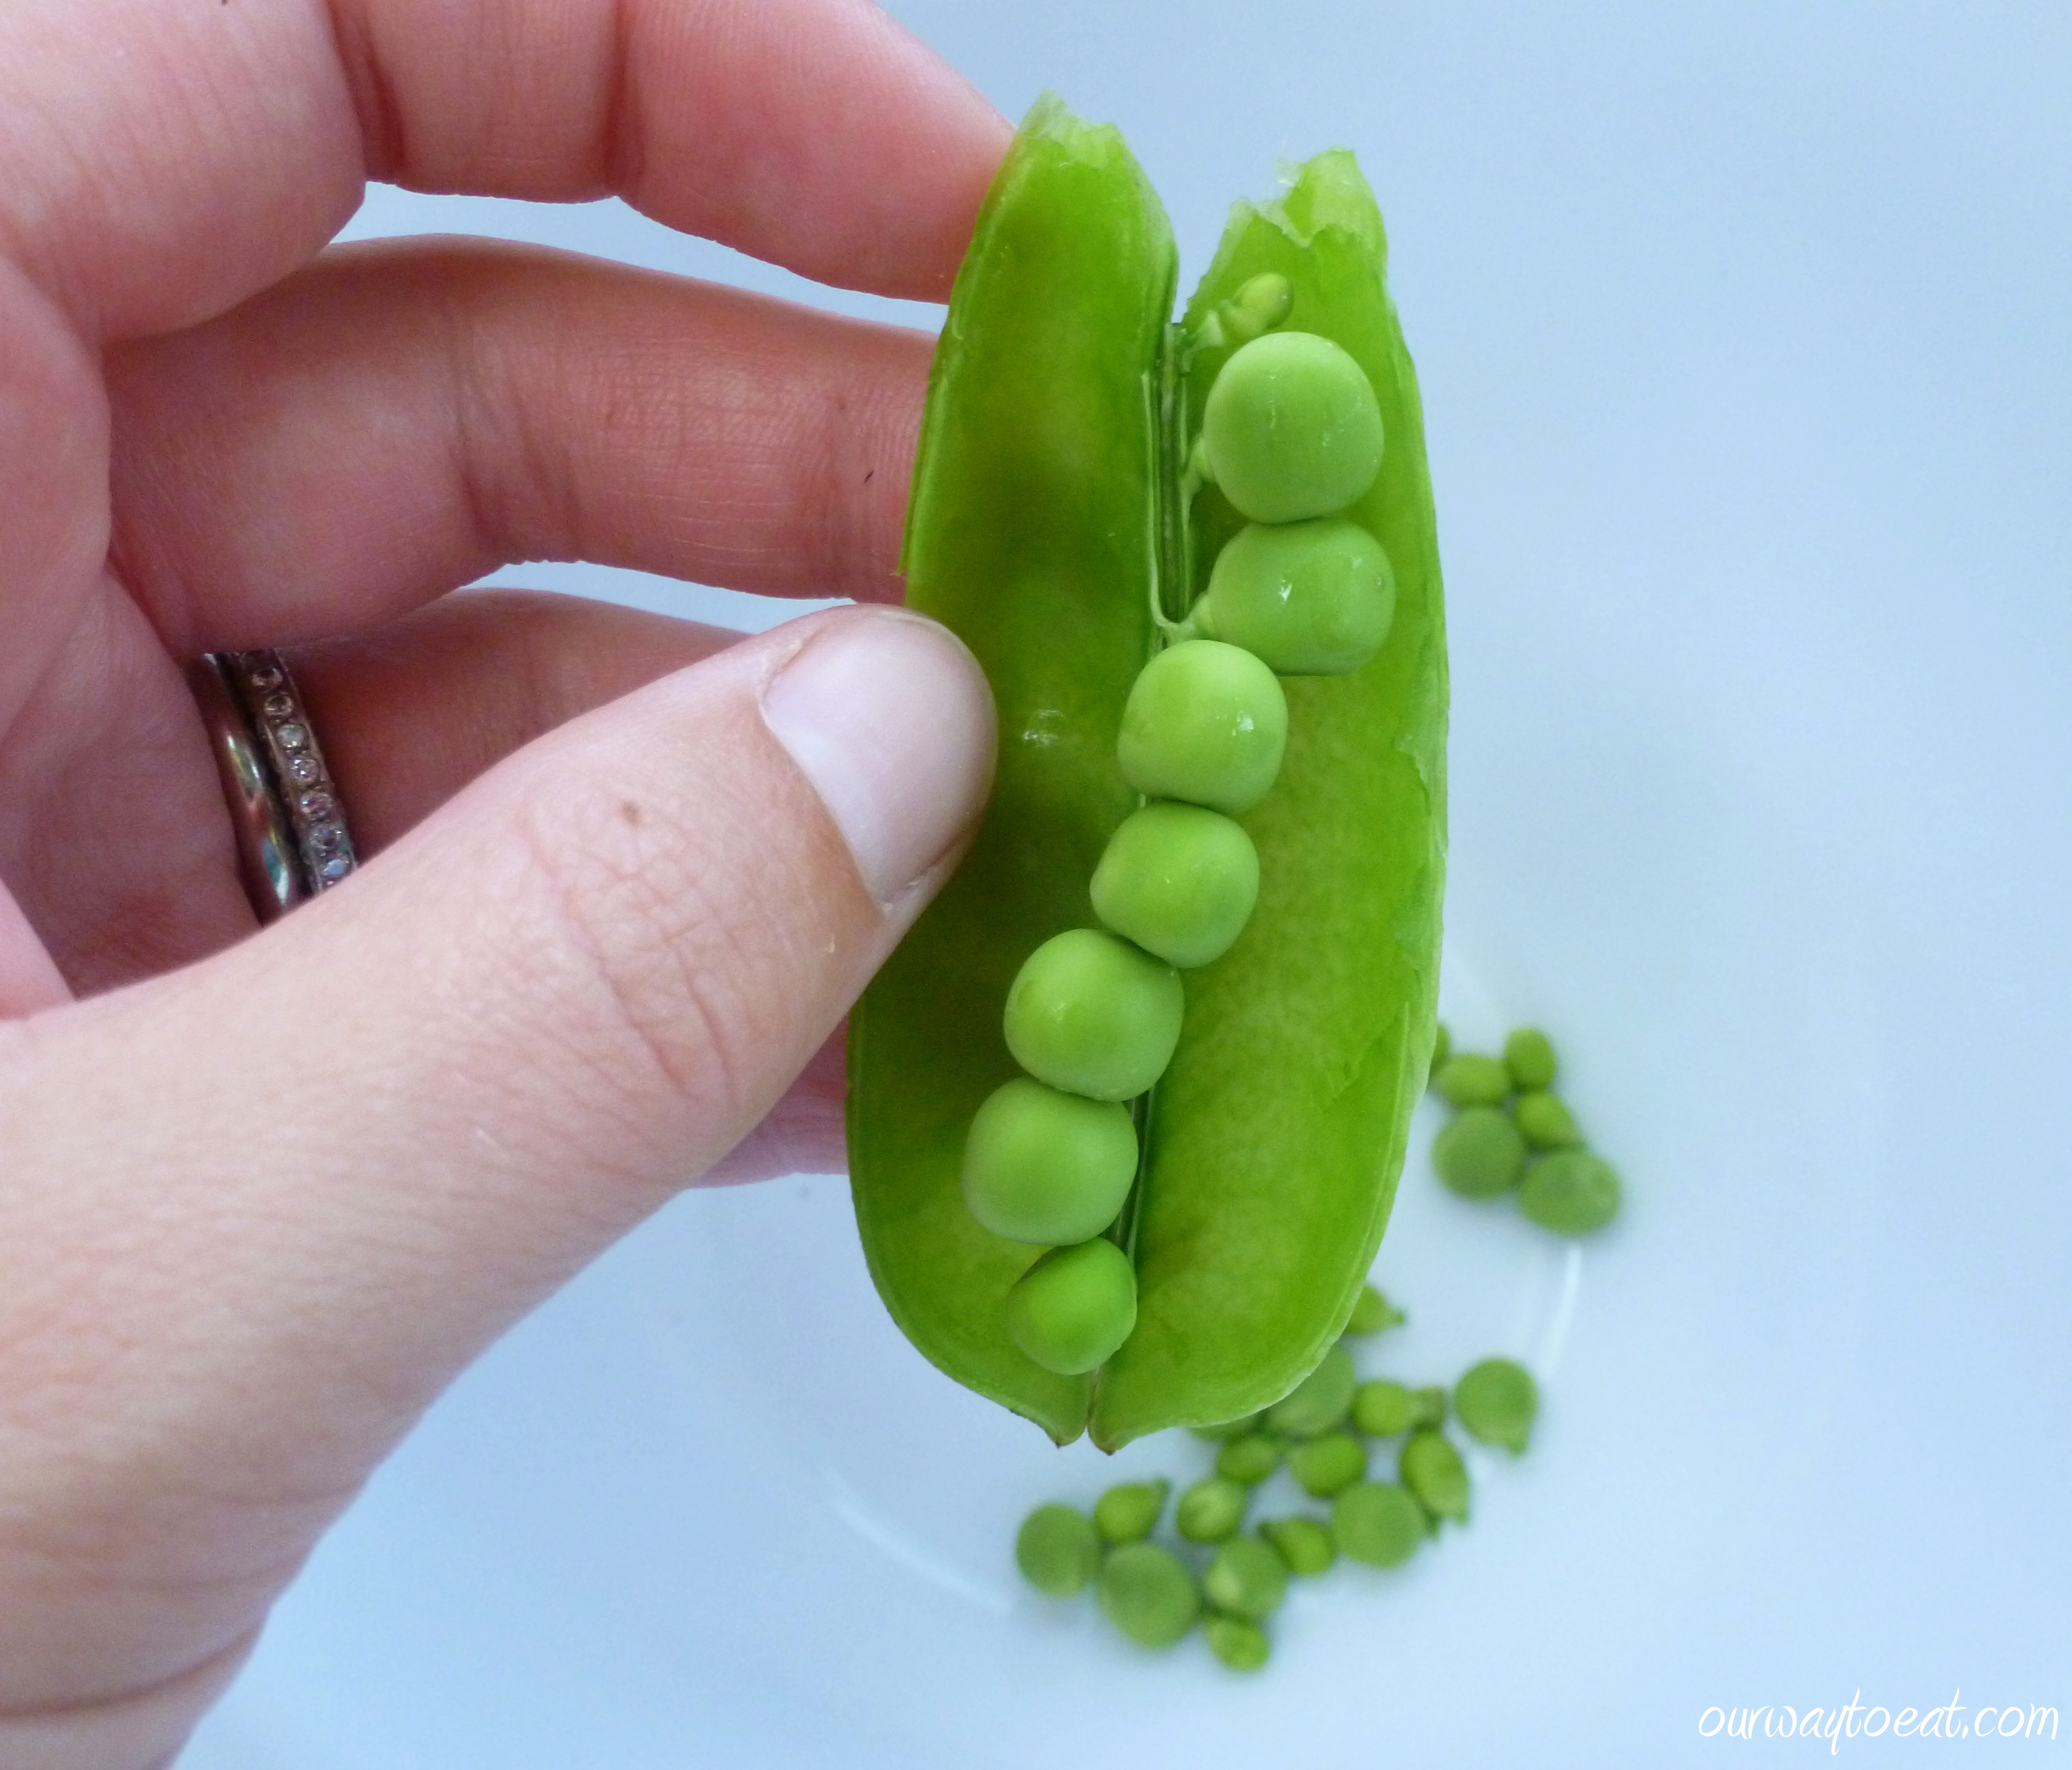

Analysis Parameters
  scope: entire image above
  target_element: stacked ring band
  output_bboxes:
[189,649,358,923]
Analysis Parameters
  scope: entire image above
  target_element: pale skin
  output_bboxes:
[0,2,1010,1763]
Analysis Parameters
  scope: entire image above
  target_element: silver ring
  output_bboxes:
[189,650,359,923]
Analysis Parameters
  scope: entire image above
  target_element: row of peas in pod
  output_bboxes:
[1428,1026,1622,1234]
[963,274,1404,1374]
[1013,1282,1540,1669]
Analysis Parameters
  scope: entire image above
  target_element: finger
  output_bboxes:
[0,0,1007,344]
[107,240,927,652]
[0,603,992,1733]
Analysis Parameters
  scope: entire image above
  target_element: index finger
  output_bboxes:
[0,0,1008,343]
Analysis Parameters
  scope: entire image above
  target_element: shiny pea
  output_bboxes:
[1004,1237,1138,1374]
[1431,1104,1527,1199]
[1215,1433,1281,1486]
[1199,331,1385,524]
[1002,928,1184,1102]
[960,1078,1138,1244]
[1518,1149,1622,1235]
[1175,1477,1250,1543]
[1117,639,1289,816]
[1351,1378,1415,1437]
[1261,1515,1337,1576]
[1514,1090,1582,1149]
[1264,1343,1356,1438]
[1454,1358,1539,1455]
[1093,1478,1170,1544]
[1433,1053,1509,1107]
[1287,1431,1367,1497]
[1089,802,1259,969]
[1097,1542,1200,1648]
[1205,1613,1271,1672]
[1204,1533,1289,1621]
[1401,1429,1469,1524]
[1503,1026,1557,1090]
[1191,518,1396,676]
[1343,1282,1404,1336]
[1014,1503,1101,1596]
[1332,1481,1425,1568]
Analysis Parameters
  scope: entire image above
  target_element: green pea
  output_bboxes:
[1514,1090,1582,1149]
[1002,928,1184,1102]
[961,1078,1138,1244]
[1518,1149,1622,1235]
[1097,1542,1201,1648]
[1454,1358,1539,1455]
[1014,1503,1102,1596]
[1351,1378,1414,1437]
[1431,1104,1527,1199]
[1116,639,1289,816]
[1261,1515,1337,1576]
[1432,1053,1509,1107]
[1410,1385,1449,1429]
[1189,1412,1262,1441]
[1331,1482,1425,1568]
[1004,1238,1138,1374]
[1215,1433,1281,1486]
[1427,1021,1451,1084]
[1190,519,1396,677]
[1400,1429,1469,1524]
[1286,1431,1367,1497]
[1089,802,1260,969]
[1093,1478,1170,1544]
[1204,1533,1289,1621]
[1205,1613,1271,1672]
[1199,331,1385,524]
[1503,1026,1557,1091]
[1342,1282,1404,1336]
[1205,270,1293,350]
[1264,1343,1356,1438]
[1175,1476,1250,1543]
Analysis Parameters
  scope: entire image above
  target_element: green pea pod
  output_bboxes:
[847,95,1446,1449]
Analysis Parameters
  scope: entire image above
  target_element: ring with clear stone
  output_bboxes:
[188,649,360,922]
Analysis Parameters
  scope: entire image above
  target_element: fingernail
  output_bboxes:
[761,609,996,908]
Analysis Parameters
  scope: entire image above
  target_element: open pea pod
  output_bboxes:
[846,96,1445,1449]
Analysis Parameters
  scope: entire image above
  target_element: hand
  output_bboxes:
[0,2,1005,1763]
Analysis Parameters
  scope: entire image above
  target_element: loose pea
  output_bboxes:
[1518,1149,1622,1235]
[1400,1429,1470,1525]
[1261,1515,1337,1576]
[1205,1614,1271,1672]
[1343,1282,1404,1336]
[1204,1534,1289,1621]
[1503,1026,1558,1091]
[1175,1477,1250,1543]
[1286,1431,1367,1497]
[961,1078,1138,1244]
[1454,1358,1539,1455]
[1409,1385,1449,1429]
[1093,1478,1170,1544]
[1199,331,1385,524]
[1089,802,1260,969]
[1014,1503,1101,1596]
[1002,928,1184,1102]
[1215,1433,1281,1486]
[1351,1378,1415,1437]
[1116,640,1289,816]
[1004,1238,1138,1374]
[1431,1104,1527,1199]
[1433,1053,1509,1107]
[1331,1482,1426,1568]
[1427,1021,1452,1083]
[1514,1090,1582,1149]
[1097,1542,1201,1649]
[1264,1343,1356,1438]
[1191,518,1396,676]
[1189,1412,1262,1442]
